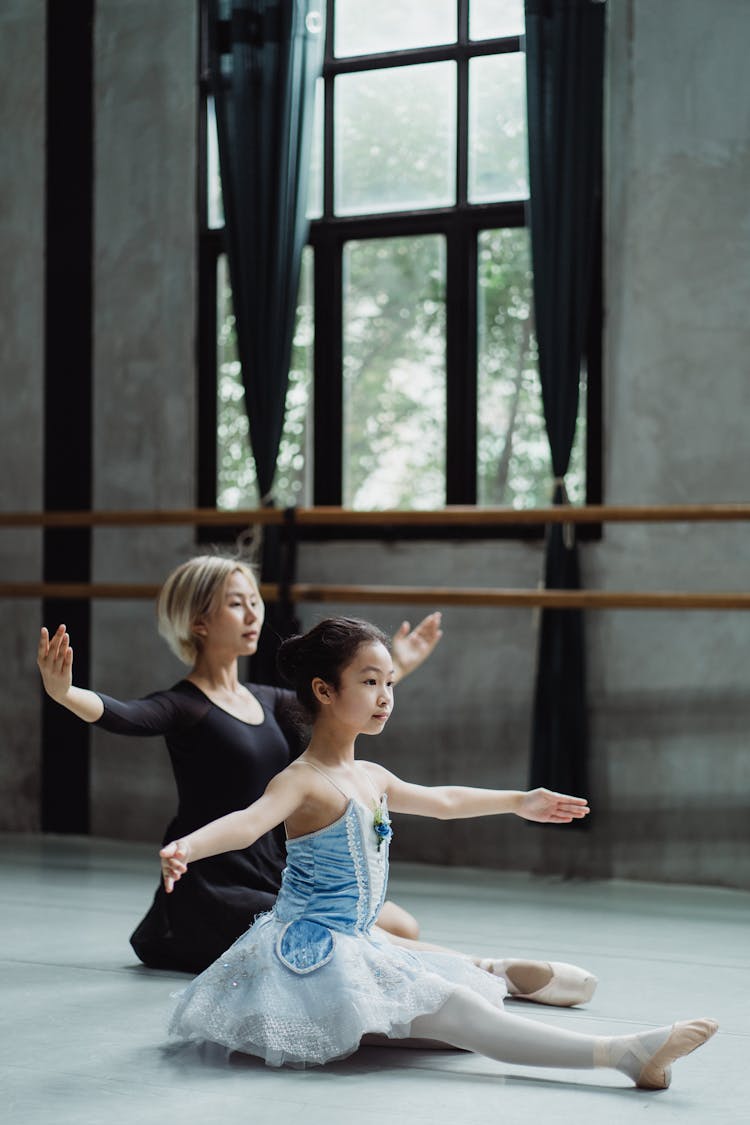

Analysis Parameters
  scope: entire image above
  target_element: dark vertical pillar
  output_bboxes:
[42,0,95,833]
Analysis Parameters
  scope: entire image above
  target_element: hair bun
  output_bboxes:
[276,617,390,720]
[276,633,304,685]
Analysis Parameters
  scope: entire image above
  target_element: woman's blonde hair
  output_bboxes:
[157,555,259,665]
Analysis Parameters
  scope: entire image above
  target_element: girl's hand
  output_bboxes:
[160,840,190,893]
[392,612,443,681]
[516,788,590,824]
[37,625,74,702]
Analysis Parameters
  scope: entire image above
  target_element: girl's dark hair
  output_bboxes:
[277,617,390,720]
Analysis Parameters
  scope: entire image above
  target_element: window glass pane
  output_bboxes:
[335,63,456,215]
[470,0,524,40]
[477,229,585,507]
[217,248,314,509]
[306,77,324,220]
[343,236,446,509]
[207,97,224,229]
[469,53,528,203]
[335,0,456,57]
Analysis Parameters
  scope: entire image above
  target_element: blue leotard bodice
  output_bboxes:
[275,799,389,935]
[269,798,391,975]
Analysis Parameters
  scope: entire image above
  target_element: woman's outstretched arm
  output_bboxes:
[390,612,443,683]
[37,625,104,723]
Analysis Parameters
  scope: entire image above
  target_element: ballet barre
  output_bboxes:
[2,504,747,609]
[2,503,750,527]
[1,582,749,610]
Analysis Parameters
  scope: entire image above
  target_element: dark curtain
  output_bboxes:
[207,0,324,680]
[524,0,605,807]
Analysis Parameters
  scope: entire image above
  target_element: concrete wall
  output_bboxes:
[1,0,749,887]
[89,0,198,839]
[588,0,750,886]
[0,0,45,830]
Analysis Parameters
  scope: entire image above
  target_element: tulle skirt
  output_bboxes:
[169,912,507,1068]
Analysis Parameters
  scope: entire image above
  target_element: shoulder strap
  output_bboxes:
[300,760,351,801]
[359,766,381,804]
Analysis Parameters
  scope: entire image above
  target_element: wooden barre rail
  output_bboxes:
[2,504,750,528]
[2,582,749,610]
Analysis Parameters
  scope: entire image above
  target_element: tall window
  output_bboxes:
[199,0,599,519]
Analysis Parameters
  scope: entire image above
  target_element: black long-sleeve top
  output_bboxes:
[95,680,305,972]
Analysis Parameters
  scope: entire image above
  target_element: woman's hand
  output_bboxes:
[516,788,590,824]
[36,625,104,722]
[38,625,73,702]
[160,840,190,894]
[391,612,443,682]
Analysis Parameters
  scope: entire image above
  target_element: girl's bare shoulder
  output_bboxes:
[358,759,393,791]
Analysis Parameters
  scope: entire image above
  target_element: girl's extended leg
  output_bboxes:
[407,987,717,1089]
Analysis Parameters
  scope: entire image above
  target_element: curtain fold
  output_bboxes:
[208,0,323,499]
[524,0,605,809]
[207,0,323,680]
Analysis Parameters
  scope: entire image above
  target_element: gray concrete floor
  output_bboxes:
[0,834,745,1125]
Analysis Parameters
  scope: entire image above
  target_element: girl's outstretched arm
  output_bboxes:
[381,771,589,825]
[160,770,306,893]
[37,625,104,722]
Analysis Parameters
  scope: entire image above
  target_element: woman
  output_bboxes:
[160,615,716,1084]
[38,554,595,1005]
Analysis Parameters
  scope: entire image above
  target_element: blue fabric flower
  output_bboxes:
[373,798,393,851]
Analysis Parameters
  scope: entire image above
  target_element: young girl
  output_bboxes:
[160,616,717,1086]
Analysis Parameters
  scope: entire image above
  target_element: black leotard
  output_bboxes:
[95,680,304,973]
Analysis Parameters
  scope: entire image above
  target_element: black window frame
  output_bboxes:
[196,0,602,543]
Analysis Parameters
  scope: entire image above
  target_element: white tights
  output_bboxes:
[407,987,678,1081]
[408,988,597,1069]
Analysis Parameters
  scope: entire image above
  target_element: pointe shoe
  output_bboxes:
[635,1018,718,1090]
[480,959,598,1007]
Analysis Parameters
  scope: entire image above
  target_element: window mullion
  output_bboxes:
[456,54,469,208]
[445,224,477,504]
[458,0,469,42]
[323,74,335,217]
[312,229,343,503]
